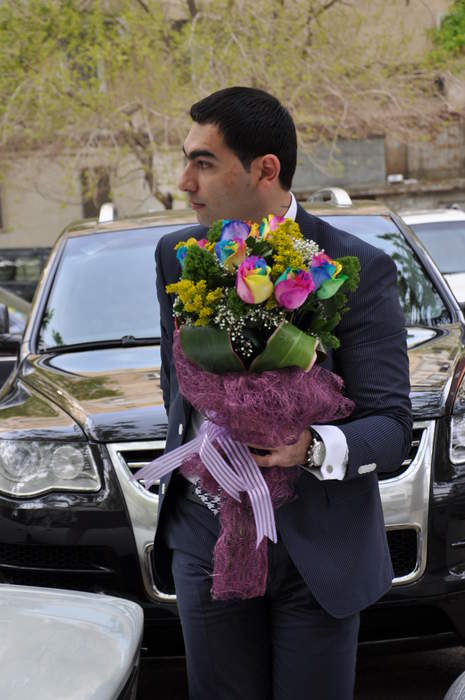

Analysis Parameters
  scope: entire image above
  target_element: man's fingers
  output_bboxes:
[252,453,274,468]
[248,446,272,456]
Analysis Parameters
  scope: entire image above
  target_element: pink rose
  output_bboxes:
[274,268,315,310]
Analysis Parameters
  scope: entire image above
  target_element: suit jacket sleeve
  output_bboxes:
[333,248,412,480]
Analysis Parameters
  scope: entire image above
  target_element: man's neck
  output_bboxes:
[253,190,293,221]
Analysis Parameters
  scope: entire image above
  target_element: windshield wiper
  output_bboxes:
[39,336,161,353]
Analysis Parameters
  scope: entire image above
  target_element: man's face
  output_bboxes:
[178,122,259,225]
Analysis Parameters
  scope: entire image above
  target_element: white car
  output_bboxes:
[0,585,143,700]
[401,207,465,308]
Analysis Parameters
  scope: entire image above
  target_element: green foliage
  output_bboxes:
[246,237,274,261]
[337,256,361,292]
[431,1,465,60]
[182,245,228,288]
[226,288,248,317]
[206,221,223,243]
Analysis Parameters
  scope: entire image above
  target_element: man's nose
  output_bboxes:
[178,163,197,192]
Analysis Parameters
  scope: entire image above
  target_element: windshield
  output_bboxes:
[408,220,465,274]
[322,215,450,326]
[38,226,179,351]
[38,215,451,352]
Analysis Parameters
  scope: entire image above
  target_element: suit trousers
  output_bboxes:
[163,484,360,700]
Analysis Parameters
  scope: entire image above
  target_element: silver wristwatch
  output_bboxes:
[304,428,326,469]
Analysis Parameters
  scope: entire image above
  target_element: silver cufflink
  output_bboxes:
[358,463,376,475]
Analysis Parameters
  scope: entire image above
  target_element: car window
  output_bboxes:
[322,215,451,326]
[37,215,451,351]
[38,226,181,350]
[408,221,465,274]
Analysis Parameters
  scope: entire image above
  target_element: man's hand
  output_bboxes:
[248,429,312,468]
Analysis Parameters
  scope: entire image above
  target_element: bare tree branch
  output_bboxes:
[187,0,198,19]
[133,0,150,14]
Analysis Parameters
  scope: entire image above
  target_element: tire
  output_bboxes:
[444,671,465,700]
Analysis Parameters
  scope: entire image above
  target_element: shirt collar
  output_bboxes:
[284,191,297,221]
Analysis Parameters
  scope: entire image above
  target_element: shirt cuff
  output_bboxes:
[302,425,348,481]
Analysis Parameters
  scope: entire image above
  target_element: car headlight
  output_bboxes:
[450,377,465,464]
[0,440,101,496]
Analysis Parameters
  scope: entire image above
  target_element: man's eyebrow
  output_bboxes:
[182,145,218,161]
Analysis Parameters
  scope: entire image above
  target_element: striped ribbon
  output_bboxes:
[134,420,277,547]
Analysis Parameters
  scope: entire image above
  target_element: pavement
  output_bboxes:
[138,646,465,699]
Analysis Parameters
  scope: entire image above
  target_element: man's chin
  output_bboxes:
[194,207,213,226]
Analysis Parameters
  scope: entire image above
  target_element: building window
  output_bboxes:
[80,167,112,219]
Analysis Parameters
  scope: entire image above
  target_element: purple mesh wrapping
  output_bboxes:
[174,330,354,599]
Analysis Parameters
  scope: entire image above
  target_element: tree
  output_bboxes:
[431,0,465,60]
[0,0,455,211]
[0,0,188,208]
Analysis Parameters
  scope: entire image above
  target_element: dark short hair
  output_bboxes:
[190,87,297,190]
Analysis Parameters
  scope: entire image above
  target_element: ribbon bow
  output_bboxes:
[134,420,277,547]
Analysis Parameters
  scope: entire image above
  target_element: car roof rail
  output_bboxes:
[308,187,352,207]
[98,202,115,223]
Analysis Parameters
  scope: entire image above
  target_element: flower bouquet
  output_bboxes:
[136,215,360,599]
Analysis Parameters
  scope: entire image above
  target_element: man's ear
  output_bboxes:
[252,154,281,186]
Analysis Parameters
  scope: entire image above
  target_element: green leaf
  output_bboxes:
[180,326,244,372]
[249,321,317,372]
[316,275,347,300]
[246,237,273,259]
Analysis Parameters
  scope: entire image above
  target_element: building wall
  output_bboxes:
[0,150,184,248]
[355,0,452,58]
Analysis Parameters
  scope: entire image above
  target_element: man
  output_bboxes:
[153,87,412,699]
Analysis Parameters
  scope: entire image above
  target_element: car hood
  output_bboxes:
[17,325,465,443]
[21,345,168,442]
[407,324,464,417]
[0,584,142,700]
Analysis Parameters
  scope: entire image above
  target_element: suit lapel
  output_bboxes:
[295,204,325,247]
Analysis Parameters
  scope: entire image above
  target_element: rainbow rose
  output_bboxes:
[219,220,251,242]
[310,252,342,289]
[274,268,315,310]
[258,214,286,240]
[215,237,247,271]
[236,256,274,304]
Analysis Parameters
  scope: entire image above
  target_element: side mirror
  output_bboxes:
[0,304,9,334]
[0,304,21,356]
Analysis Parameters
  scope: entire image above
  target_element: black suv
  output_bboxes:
[0,191,464,654]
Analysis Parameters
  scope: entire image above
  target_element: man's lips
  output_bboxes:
[189,201,205,210]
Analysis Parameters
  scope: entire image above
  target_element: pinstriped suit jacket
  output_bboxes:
[153,204,412,618]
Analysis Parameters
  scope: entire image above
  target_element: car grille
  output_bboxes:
[0,543,119,592]
[118,445,165,494]
[378,425,426,481]
[386,528,418,579]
